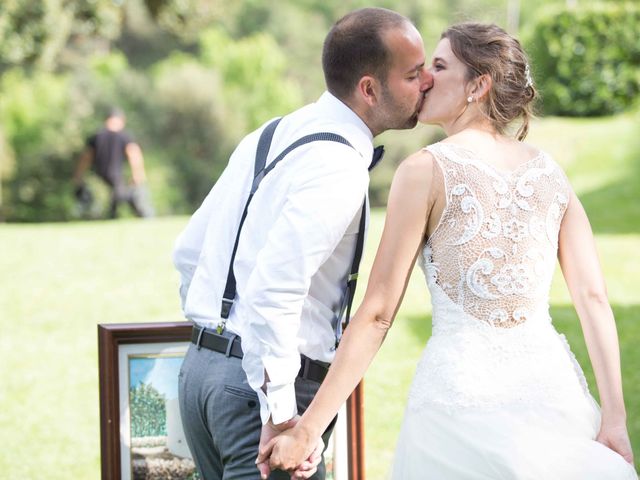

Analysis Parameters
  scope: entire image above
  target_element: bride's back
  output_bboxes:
[422,139,571,328]
[442,131,541,171]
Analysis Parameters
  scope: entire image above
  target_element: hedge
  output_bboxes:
[525,2,640,117]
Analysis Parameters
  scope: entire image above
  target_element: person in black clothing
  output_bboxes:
[73,108,154,218]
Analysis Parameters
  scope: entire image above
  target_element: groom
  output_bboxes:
[173,7,432,479]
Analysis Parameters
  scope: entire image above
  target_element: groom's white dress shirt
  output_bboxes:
[173,92,373,424]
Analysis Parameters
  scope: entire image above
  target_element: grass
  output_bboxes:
[0,112,638,479]
[0,219,182,479]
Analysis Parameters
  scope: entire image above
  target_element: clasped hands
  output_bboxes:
[256,416,324,480]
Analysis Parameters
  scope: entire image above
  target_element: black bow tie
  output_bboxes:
[369,145,385,171]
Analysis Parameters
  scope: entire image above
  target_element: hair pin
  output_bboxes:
[524,64,533,88]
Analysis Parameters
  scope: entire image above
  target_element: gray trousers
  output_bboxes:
[178,343,336,480]
[108,181,154,218]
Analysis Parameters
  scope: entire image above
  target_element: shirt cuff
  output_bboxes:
[257,389,271,424]
[264,382,297,425]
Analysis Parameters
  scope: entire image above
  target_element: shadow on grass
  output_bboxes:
[580,172,640,234]
[403,312,432,345]
[578,136,640,234]
[550,304,639,381]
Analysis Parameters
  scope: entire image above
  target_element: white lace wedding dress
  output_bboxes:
[391,143,637,479]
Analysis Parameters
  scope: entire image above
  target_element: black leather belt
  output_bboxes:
[191,325,329,384]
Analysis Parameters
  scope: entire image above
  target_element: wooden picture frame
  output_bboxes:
[98,322,365,480]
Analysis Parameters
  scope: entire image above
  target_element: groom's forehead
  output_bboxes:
[383,28,425,66]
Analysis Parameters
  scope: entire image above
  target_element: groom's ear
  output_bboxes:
[471,74,492,102]
[355,75,380,107]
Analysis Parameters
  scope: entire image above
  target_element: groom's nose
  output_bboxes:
[419,67,434,91]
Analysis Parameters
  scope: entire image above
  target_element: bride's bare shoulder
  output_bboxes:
[391,148,439,193]
[398,148,437,173]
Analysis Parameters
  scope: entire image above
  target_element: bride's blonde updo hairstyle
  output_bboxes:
[442,23,537,140]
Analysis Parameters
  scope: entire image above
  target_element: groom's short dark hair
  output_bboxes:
[322,8,411,100]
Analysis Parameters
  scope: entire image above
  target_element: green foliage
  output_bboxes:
[0,0,123,72]
[0,127,14,181]
[71,0,123,39]
[2,0,638,221]
[0,69,82,221]
[0,52,154,221]
[0,19,306,219]
[0,1,52,68]
[88,51,129,80]
[130,382,167,437]
[526,2,640,116]
[199,27,303,131]
[142,0,225,39]
[150,55,241,208]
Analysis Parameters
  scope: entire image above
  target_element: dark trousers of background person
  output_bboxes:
[109,179,154,219]
[178,341,337,479]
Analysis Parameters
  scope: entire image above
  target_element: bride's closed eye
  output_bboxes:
[431,56,447,72]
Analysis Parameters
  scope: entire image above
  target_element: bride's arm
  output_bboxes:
[557,190,634,464]
[256,150,437,474]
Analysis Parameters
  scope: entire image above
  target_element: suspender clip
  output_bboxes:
[220,297,234,319]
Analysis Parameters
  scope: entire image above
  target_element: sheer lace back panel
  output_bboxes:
[424,142,571,328]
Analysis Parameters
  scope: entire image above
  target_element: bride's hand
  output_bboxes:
[596,422,634,464]
[256,424,322,476]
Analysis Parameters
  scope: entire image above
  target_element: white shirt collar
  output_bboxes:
[315,91,373,142]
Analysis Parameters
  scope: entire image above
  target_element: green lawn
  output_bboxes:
[0,112,638,479]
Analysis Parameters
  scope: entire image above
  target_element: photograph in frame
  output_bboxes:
[98,322,365,480]
[119,342,196,479]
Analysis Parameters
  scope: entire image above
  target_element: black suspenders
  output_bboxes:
[217,117,367,345]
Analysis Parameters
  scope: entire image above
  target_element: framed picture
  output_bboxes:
[98,322,365,480]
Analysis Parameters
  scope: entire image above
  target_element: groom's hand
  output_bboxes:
[257,416,300,479]
[257,424,323,478]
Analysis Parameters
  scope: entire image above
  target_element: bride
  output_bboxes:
[259,23,637,479]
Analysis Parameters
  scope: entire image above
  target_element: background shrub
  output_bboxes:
[526,2,640,116]
[149,56,241,209]
[0,70,83,221]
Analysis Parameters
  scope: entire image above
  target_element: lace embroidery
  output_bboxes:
[423,143,571,328]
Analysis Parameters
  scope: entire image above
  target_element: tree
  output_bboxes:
[141,0,226,39]
[0,0,122,72]
[130,382,167,437]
